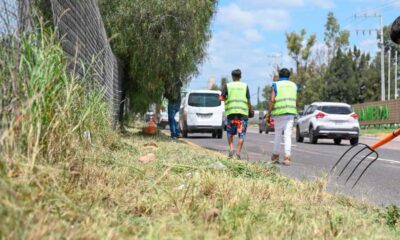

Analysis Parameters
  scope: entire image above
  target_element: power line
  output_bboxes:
[354,13,386,101]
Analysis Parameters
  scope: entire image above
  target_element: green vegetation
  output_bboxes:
[260,12,391,109]
[361,126,399,136]
[2,5,400,240]
[99,0,217,113]
[0,32,399,238]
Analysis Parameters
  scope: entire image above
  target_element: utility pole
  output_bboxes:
[396,51,399,99]
[380,15,385,101]
[267,53,283,73]
[354,13,385,101]
[388,47,391,100]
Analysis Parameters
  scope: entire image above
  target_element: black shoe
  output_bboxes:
[235,154,241,160]
[228,150,235,158]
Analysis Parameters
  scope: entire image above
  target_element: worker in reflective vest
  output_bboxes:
[221,69,251,159]
[267,68,298,166]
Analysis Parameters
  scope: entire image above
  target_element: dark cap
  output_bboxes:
[279,68,291,79]
[391,16,400,44]
[231,69,242,78]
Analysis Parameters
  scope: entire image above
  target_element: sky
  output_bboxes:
[189,0,400,103]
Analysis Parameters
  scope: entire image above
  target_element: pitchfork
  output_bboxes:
[331,128,400,188]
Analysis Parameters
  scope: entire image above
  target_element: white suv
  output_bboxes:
[296,102,360,145]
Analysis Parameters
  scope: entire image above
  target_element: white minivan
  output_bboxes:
[180,90,225,138]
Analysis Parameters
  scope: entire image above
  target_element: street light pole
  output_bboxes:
[381,15,386,101]
[396,51,399,99]
[388,47,391,100]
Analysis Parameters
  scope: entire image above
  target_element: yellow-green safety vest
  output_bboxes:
[272,80,298,116]
[226,81,249,116]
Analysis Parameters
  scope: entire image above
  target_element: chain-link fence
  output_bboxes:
[50,0,124,125]
[1,0,125,125]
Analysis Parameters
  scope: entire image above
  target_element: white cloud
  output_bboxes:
[307,0,334,9]
[239,0,304,8]
[218,3,291,31]
[239,0,334,9]
[244,29,264,42]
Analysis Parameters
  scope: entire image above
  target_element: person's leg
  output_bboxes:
[167,103,177,139]
[226,119,236,157]
[236,118,248,157]
[173,103,180,136]
[273,116,284,156]
[283,115,295,160]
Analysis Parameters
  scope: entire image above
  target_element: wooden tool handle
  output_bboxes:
[371,128,400,150]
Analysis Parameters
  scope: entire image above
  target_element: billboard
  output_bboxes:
[352,99,400,125]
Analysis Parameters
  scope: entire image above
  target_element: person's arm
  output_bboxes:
[267,85,276,123]
[220,84,228,101]
[246,86,251,108]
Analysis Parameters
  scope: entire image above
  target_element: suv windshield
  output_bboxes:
[188,93,221,107]
[319,106,352,115]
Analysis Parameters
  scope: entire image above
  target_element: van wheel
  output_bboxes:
[265,130,269,134]
[182,122,188,138]
[309,127,318,144]
[217,130,223,139]
[212,131,217,138]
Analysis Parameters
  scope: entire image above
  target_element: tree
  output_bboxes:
[210,84,220,91]
[99,0,217,113]
[286,29,316,86]
[220,77,228,89]
[324,11,349,62]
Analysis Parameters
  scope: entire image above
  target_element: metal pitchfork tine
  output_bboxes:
[331,128,400,188]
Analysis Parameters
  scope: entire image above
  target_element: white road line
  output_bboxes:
[291,145,400,165]
[268,141,297,147]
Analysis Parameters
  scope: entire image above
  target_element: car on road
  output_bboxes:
[158,111,179,129]
[296,102,360,145]
[180,90,225,138]
[259,114,275,134]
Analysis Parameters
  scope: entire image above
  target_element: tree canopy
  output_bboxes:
[99,0,217,113]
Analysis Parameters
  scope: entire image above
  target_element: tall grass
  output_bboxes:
[0,28,112,167]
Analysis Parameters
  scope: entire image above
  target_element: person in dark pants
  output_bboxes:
[165,81,183,140]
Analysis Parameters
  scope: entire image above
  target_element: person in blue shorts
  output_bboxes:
[220,69,251,159]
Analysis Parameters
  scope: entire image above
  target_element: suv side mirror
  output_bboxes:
[298,111,304,116]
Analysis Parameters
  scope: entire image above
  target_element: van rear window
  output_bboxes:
[320,106,352,114]
[188,93,221,107]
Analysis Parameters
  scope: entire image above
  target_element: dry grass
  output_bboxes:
[1,26,400,240]
[2,128,400,239]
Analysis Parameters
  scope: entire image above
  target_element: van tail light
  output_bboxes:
[351,113,358,119]
[316,112,327,119]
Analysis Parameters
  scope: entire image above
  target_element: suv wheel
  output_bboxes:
[334,138,342,145]
[350,137,359,146]
[309,127,318,144]
[296,126,304,143]
[259,129,262,134]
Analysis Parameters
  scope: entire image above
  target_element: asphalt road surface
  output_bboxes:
[184,128,400,206]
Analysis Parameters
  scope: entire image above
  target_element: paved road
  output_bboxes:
[185,129,400,206]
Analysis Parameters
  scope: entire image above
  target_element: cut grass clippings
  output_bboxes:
[1,128,400,239]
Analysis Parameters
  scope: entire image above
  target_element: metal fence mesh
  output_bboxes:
[50,0,124,124]
[1,0,124,124]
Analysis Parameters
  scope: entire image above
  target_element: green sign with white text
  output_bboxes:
[354,104,390,122]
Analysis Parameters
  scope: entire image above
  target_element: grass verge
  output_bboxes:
[360,127,399,137]
[1,26,400,239]
[2,128,400,239]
